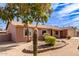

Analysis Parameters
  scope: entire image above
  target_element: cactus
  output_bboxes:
[33,28,38,56]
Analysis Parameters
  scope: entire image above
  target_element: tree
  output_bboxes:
[31,4,52,26]
[0,4,15,29]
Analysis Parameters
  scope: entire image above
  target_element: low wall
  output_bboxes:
[0,31,11,42]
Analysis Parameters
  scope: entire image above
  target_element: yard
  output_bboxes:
[0,37,79,56]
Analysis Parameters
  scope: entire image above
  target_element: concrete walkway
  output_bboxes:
[0,37,79,56]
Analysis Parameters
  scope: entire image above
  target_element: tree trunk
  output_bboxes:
[6,21,10,30]
[25,22,30,42]
[27,26,30,42]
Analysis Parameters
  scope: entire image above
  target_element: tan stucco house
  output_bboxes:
[7,21,77,42]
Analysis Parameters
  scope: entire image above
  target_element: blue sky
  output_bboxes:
[1,3,79,29]
[46,3,79,28]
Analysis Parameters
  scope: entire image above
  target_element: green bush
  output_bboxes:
[45,35,56,46]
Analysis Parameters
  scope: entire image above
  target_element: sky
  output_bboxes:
[47,3,79,28]
[1,3,79,29]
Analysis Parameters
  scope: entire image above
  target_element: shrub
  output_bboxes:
[45,35,56,46]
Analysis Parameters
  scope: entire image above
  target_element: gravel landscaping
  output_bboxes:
[22,40,68,53]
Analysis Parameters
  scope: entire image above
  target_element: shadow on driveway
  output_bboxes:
[0,41,15,45]
[0,45,18,52]
[0,41,19,52]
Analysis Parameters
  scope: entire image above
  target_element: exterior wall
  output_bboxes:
[52,30,60,38]
[52,30,55,36]
[7,23,16,42]
[76,31,79,37]
[52,28,76,38]
[7,22,77,42]
[60,30,67,38]
[67,28,76,37]
[23,28,33,41]
[38,29,52,40]
[0,33,11,42]
[38,29,52,37]
[15,27,25,42]
[47,29,51,36]
[15,27,33,42]
[38,29,42,38]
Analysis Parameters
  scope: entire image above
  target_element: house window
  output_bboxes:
[55,31,58,35]
[24,28,33,36]
[42,30,46,35]
[25,29,29,36]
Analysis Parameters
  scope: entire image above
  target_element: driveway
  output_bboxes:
[0,37,79,56]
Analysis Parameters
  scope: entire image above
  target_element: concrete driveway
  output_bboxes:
[0,37,79,56]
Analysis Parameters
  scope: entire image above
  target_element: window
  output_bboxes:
[55,31,58,35]
[24,28,33,36]
[42,30,46,35]
[25,29,29,36]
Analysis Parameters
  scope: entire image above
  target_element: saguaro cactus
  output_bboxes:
[33,28,38,56]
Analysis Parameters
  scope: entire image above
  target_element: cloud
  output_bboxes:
[47,3,79,28]
[62,16,79,26]
[58,4,79,14]
[53,3,72,12]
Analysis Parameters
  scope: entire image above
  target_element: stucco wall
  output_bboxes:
[52,30,60,38]
[38,29,51,36]
[15,27,25,42]
[47,29,51,36]
[76,31,79,37]
[38,29,42,38]
[15,27,33,42]
[0,33,11,42]
[7,23,16,42]
[8,23,35,42]
[60,30,67,38]
[38,29,52,40]
[7,23,77,42]
[67,28,76,37]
